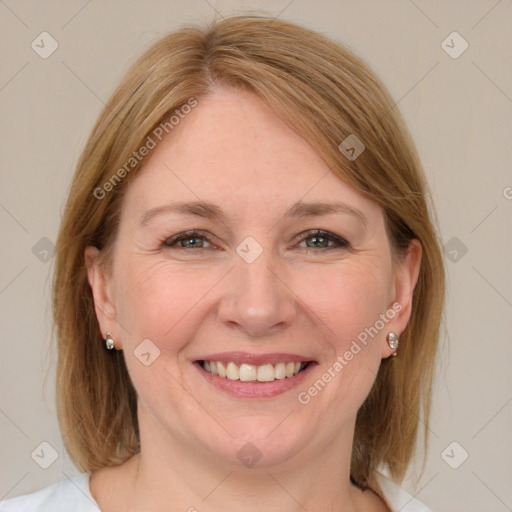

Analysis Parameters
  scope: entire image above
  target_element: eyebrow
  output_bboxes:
[139,200,368,228]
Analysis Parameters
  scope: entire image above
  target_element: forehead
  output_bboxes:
[121,88,382,224]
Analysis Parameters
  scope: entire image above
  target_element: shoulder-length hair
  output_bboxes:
[53,14,445,493]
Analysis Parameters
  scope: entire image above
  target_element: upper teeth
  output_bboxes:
[202,361,305,382]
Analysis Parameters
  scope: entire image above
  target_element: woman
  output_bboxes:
[0,14,444,512]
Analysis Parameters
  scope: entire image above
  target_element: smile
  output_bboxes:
[194,352,316,398]
[200,360,309,382]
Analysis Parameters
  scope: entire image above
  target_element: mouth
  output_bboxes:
[193,353,317,398]
[199,360,311,382]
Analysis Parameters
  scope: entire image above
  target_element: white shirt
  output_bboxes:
[0,472,433,511]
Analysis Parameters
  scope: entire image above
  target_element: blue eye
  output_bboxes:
[297,230,350,251]
[162,229,350,251]
[163,230,212,249]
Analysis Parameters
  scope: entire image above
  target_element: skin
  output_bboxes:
[85,86,421,512]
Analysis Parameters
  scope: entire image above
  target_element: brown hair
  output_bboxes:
[53,14,445,493]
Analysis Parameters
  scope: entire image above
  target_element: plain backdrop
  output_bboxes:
[1,1,511,510]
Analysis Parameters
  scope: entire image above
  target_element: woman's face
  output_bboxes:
[86,87,420,470]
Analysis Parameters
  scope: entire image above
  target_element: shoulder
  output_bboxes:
[0,473,99,512]
[374,472,434,512]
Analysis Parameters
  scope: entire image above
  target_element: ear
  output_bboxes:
[84,246,123,349]
[381,239,422,358]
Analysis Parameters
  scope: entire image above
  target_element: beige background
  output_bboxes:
[1,1,511,510]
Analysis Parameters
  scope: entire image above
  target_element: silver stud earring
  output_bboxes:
[104,333,115,350]
[387,332,399,356]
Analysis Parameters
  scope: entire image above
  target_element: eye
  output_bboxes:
[296,230,350,251]
[162,229,350,252]
[162,230,214,250]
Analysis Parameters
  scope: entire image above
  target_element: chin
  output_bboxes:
[198,417,310,470]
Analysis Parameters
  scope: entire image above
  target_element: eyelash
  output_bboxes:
[161,229,350,253]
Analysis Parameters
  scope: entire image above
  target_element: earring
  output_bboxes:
[104,333,115,350]
[387,332,399,357]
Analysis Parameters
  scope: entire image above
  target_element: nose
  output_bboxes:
[217,246,297,339]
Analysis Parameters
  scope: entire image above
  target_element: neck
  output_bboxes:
[128,456,361,512]
[116,416,365,512]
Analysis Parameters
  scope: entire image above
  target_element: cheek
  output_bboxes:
[116,255,233,372]
[112,256,225,348]
[300,257,391,344]
[296,259,391,409]
[111,258,210,408]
